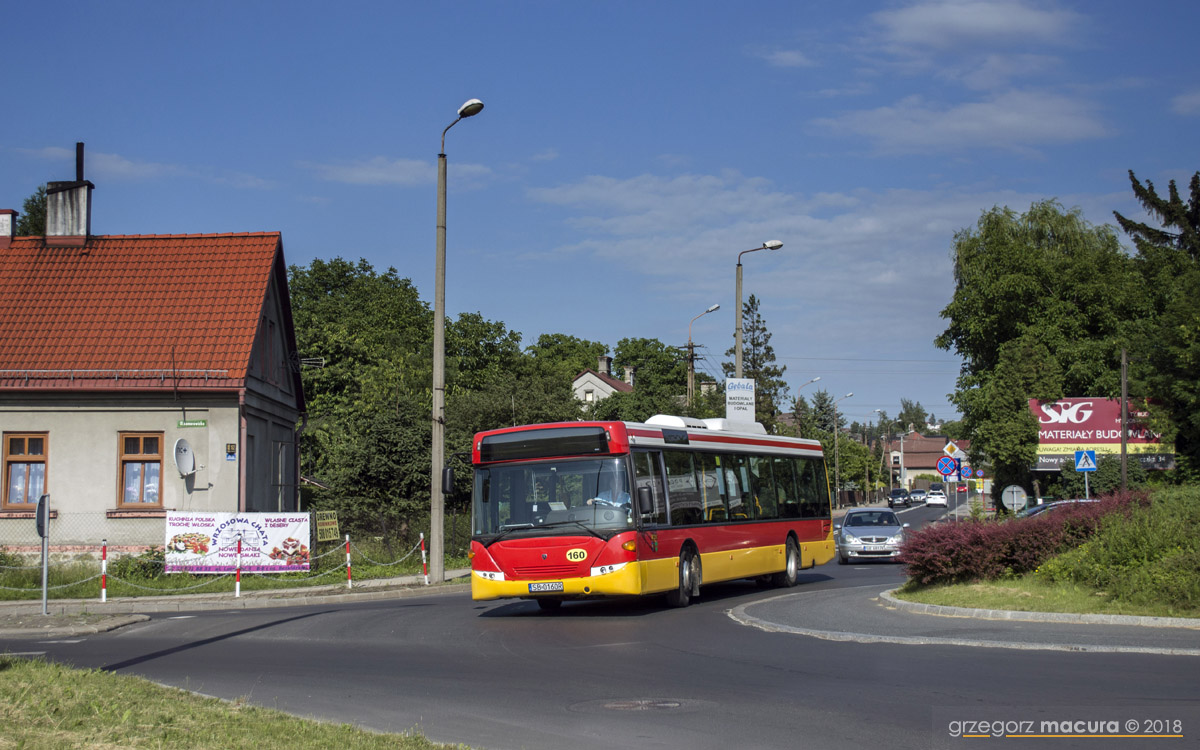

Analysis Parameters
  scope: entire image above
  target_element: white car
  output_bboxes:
[925,489,948,507]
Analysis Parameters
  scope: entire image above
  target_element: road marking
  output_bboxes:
[5,651,46,657]
[38,639,84,644]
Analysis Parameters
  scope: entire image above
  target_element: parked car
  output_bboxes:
[836,509,910,564]
[908,489,927,503]
[1015,499,1096,518]
[925,489,948,507]
[887,488,910,508]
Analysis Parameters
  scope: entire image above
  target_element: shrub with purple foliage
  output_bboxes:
[898,491,1147,586]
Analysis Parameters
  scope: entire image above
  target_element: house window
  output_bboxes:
[120,433,163,507]
[584,390,594,402]
[3,433,47,508]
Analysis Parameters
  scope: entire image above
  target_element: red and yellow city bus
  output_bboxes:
[468,415,835,609]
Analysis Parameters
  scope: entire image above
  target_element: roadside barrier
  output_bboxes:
[0,536,431,602]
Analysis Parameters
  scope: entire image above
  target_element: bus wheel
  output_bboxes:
[772,538,801,588]
[536,598,563,612]
[667,548,698,607]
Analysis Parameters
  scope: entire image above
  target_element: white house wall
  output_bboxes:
[0,396,240,552]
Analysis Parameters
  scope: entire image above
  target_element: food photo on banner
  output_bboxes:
[165,512,311,573]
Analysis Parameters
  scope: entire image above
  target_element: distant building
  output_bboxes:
[886,432,972,488]
[0,145,304,554]
[572,355,633,405]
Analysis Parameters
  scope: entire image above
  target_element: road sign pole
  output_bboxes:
[1084,472,1090,501]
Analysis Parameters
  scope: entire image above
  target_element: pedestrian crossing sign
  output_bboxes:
[1074,450,1097,472]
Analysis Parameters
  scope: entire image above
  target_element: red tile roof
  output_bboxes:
[0,233,282,389]
[572,369,633,393]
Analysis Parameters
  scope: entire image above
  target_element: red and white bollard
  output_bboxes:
[100,539,107,603]
[421,532,428,586]
[235,533,242,598]
[345,534,352,589]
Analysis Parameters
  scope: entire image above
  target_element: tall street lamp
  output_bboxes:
[833,392,853,508]
[875,409,904,493]
[687,303,720,408]
[431,97,484,584]
[734,240,782,378]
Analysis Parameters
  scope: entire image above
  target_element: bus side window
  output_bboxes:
[663,450,702,526]
[632,450,668,525]
[723,454,752,520]
[697,453,727,522]
[773,456,801,519]
[797,458,826,518]
[750,456,778,519]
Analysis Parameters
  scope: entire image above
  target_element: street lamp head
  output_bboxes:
[763,240,783,251]
[458,98,485,118]
[705,303,721,313]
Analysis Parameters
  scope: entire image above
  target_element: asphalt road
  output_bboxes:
[4,498,1197,750]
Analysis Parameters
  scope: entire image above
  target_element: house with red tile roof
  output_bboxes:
[572,355,634,405]
[0,152,304,553]
[884,431,972,489]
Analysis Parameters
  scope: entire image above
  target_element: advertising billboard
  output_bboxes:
[1029,398,1174,471]
[165,512,311,573]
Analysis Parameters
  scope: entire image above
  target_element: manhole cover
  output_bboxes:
[603,700,682,711]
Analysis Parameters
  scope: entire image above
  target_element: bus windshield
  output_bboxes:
[473,457,633,541]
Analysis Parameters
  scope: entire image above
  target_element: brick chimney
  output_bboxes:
[0,209,14,250]
[598,355,612,376]
[45,142,94,247]
[624,366,636,389]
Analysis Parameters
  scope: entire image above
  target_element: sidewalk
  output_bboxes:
[0,569,471,638]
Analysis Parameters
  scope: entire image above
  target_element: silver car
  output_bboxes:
[835,509,909,564]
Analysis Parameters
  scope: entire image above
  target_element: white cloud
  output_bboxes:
[18,146,270,188]
[760,49,817,68]
[873,0,1080,51]
[812,90,1108,153]
[301,156,491,187]
[1170,90,1200,115]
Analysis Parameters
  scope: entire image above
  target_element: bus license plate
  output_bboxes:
[529,582,564,593]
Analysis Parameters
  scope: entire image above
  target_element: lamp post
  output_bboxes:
[874,409,904,493]
[734,240,782,378]
[431,97,484,584]
[833,392,853,508]
[687,303,720,408]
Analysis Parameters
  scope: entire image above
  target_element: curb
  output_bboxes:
[729,586,1200,656]
[0,614,150,639]
[879,588,1200,630]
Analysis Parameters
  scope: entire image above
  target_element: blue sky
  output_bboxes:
[4,1,1197,429]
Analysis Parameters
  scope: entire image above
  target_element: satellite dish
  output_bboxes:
[174,439,196,476]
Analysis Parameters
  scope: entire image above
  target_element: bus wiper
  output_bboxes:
[486,523,535,545]
[538,519,604,539]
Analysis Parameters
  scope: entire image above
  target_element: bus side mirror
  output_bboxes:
[441,466,455,496]
[637,486,653,515]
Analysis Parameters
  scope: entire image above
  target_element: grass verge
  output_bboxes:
[0,655,466,750]
[893,575,1200,619]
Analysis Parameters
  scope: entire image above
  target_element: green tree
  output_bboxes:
[1113,170,1200,479]
[897,398,929,433]
[1054,455,1147,498]
[585,337,687,422]
[722,294,788,428]
[935,201,1147,497]
[525,333,609,385]
[15,185,46,236]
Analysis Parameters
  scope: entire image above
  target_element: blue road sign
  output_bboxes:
[961,465,973,478]
[1074,450,1097,472]
[937,456,957,476]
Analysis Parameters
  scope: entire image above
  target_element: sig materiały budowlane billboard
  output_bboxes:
[1029,398,1174,471]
